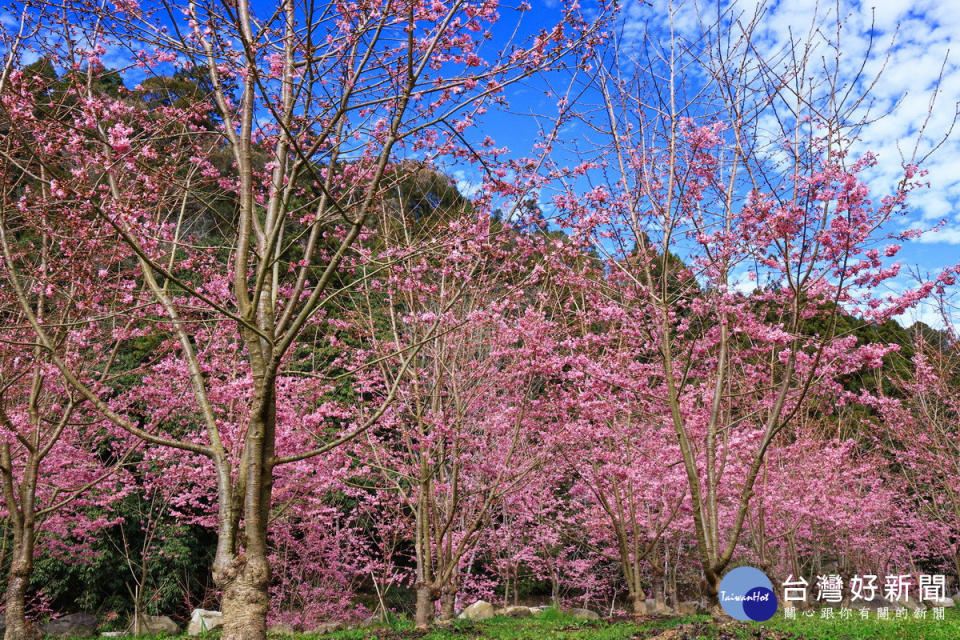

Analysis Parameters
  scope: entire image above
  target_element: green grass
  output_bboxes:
[756,608,960,640]
[71,608,960,640]
[302,608,960,640]
[310,612,692,639]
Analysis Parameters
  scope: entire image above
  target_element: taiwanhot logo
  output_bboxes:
[718,566,779,621]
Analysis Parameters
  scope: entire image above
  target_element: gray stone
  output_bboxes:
[186,610,223,636]
[851,597,893,610]
[42,614,98,639]
[500,606,533,618]
[458,600,495,621]
[310,622,344,634]
[568,608,600,620]
[267,622,296,635]
[358,615,381,628]
[101,633,126,638]
[900,596,924,611]
[926,597,955,608]
[676,602,700,616]
[127,615,178,636]
[644,600,674,615]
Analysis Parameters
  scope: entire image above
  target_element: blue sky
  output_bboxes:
[3,0,957,326]
[465,0,960,328]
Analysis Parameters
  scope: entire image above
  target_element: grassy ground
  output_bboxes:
[759,609,960,640]
[287,607,960,640]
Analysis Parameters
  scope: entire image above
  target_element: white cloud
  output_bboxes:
[618,0,960,272]
[917,226,960,245]
[0,11,20,28]
[452,169,483,198]
[748,1,960,248]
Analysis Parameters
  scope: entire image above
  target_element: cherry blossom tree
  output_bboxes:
[544,1,946,615]
[349,197,566,627]
[0,279,134,640]
[549,330,688,617]
[877,295,960,585]
[0,46,139,636]
[0,2,606,638]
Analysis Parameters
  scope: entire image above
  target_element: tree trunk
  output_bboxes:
[631,592,646,618]
[213,372,276,640]
[4,560,36,640]
[4,519,38,640]
[414,584,434,629]
[439,586,455,621]
[703,572,732,623]
[218,554,270,640]
[653,573,666,610]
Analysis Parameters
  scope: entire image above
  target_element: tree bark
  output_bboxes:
[702,573,733,623]
[630,592,646,618]
[2,449,39,640]
[218,555,271,640]
[4,555,38,640]
[653,573,666,610]
[212,360,276,640]
[414,584,434,629]
[439,585,456,621]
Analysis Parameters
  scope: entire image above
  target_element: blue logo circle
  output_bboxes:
[718,567,778,621]
[743,586,778,621]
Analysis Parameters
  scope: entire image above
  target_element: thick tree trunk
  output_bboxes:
[630,592,646,618]
[439,586,456,621]
[1,447,39,640]
[703,572,732,623]
[4,518,38,640]
[212,372,276,640]
[218,554,271,640]
[414,584,434,629]
[4,558,37,640]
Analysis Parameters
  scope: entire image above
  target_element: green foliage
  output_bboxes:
[31,492,217,624]
[757,609,960,640]
[310,609,960,639]
[314,612,685,640]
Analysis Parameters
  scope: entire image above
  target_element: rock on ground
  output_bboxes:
[645,599,675,615]
[186,609,223,636]
[500,606,533,618]
[42,614,98,639]
[568,607,600,620]
[459,600,495,621]
[851,597,893,610]
[266,622,296,635]
[127,615,178,636]
[309,622,344,634]
[927,597,955,608]
[676,602,702,616]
